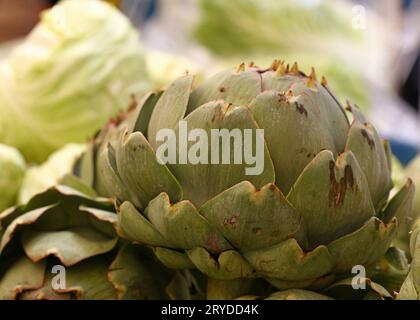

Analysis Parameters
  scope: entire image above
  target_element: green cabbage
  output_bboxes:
[0,0,150,163]
[145,50,204,89]
[18,143,86,204]
[193,0,364,56]
[0,144,26,211]
[193,0,370,109]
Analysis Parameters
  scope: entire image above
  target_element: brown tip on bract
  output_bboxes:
[285,63,290,73]
[309,67,317,81]
[270,59,280,71]
[248,61,255,68]
[237,62,245,73]
[276,61,286,76]
[321,76,328,86]
[291,62,299,74]
[306,67,317,87]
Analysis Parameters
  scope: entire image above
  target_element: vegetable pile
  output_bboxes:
[0,0,150,163]
[192,0,371,109]
[0,0,418,301]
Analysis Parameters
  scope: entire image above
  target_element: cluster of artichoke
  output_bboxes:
[1,59,418,300]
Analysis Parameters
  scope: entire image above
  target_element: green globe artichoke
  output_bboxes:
[0,144,26,212]
[76,61,414,292]
[0,185,199,300]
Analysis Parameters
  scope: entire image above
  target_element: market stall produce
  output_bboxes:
[0,0,418,303]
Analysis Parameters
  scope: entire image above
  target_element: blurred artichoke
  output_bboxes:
[0,0,150,163]
[75,62,414,294]
[0,144,26,212]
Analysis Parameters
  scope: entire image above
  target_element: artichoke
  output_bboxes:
[0,144,26,212]
[76,62,414,295]
[0,184,198,300]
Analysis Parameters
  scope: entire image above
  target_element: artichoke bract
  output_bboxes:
[0,0,150,163]
[0,185,197,300]
[77,61,414,290]
[0,144,26,212]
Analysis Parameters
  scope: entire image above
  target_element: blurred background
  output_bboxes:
[0,0,419,164]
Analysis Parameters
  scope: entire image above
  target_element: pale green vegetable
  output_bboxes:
[194,0,363,55]
[0,0,150,163]
[193,0,370,109]
[0,144,26,211]
[145,50,204,90]
[18,144,86,204]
